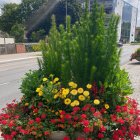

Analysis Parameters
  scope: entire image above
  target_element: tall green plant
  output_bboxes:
[40,0,132,97]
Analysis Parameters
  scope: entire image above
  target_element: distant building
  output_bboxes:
[0,31,15,44]
[80,0,138,43]
[135,27,140,41]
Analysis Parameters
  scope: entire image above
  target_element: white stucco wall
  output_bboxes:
[114,0,124,41]
[130,7,137,42]
[0,38,15,44]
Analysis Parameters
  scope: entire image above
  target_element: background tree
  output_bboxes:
[10,23,25,42]
[30,29,46,42]
[0,3,20,34]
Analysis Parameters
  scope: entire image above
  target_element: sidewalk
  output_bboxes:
[122,60,140,109]
[0,52,41,64]
[122,60,140,140]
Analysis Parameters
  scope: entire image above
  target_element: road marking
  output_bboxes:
[0,83,9,86]
[0,56,41,64]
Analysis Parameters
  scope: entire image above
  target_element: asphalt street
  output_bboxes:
[0,45,140,110]
[0,58,39,110]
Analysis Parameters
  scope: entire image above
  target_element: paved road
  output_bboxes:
[0,45,140,110]
[0,58,39,110]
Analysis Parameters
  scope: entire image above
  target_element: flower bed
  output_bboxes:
[0,76,140,140]
[0,1,140,140]
[130,48,140,61]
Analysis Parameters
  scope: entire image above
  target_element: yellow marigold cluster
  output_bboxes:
[52,82,91,107]
[36,85,44,96]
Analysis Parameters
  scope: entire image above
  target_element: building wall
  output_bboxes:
[0,38,15,44]
[114,0,124,41]
[130,7,137,42]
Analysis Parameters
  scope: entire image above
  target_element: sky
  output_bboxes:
[0,0,140,26]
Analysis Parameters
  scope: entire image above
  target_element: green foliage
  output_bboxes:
[30,29,46,42]
[32,44,41,51]
[0,3,20,33]
[20,70,44,98]
[10,23,25,43]
[39,0,132,97]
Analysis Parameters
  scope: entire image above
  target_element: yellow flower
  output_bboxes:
[74,100,80,106]
[36,88,41,92]
[78,95,85,101]
[40,85,43,89]
[94,99,100,105]
[83,91,90,97]
[61,94,67,99]
[62,88,69,96]
[86,84,92,89]
[25,103,29,106]
[70,102,76,107]
[68,82,77,88]
[70,89,78,95]
[43,78,48,82]
[53,77,59,83]
[54,94,59,99]
[38,91,43,96]
[64,98,71,105]
[78,88,84,93]
[59,110,62,113]
[105,104,110,109]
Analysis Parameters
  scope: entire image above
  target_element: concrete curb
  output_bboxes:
[0,56,42,64]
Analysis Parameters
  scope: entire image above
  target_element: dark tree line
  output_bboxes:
[0,0,81,42]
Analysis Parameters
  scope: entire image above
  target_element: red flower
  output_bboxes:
[38,102,43,107]
[63,136,70,140]
[110,114,117,122]
[73,107,80,112]
[64,114,72,120]
[44,131,50,135]
[8,121,14,128]
[41,113,47,119]
[82,104,91,111]
[100,108,106,114]
[20,129,28,134]
[117,118,125,125]
[116,106,121,112]
[100,126,106,132]
[50,119,57,124]
[74,116,79,121]
[60,111,66,115]
[129,109,135,114]
[11,131,17,136]
[76,137,85,140]
[33,108,38,113]
[14,115,20,119]
[82,120,89,126]
[98,133,104,138]
[81,114,87,119]
[93,111,101,118]
[90,107,95,113]
[35,117,41,123]
[1,120,7,125]
[122,106,128,112]
[28,120,34,125]
[83,127,90,133]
